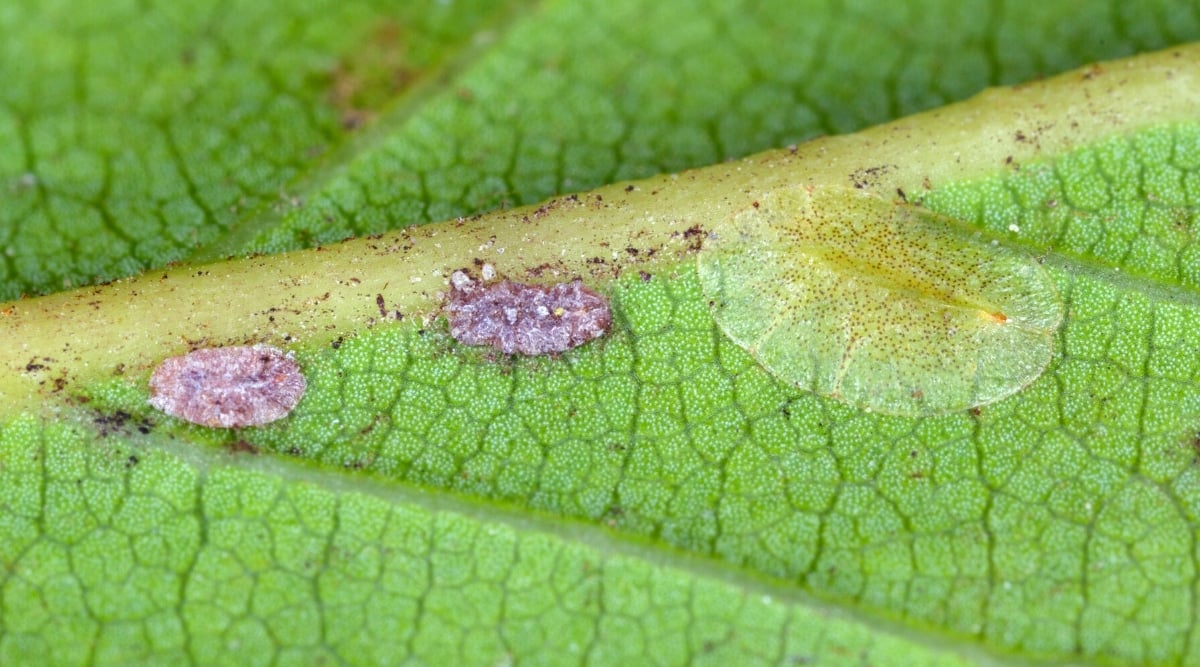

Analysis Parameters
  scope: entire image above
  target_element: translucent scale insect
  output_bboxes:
[697,185,1062,416]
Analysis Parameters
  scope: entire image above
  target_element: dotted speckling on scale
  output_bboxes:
[446,268,611,356]
[148,345,306,427]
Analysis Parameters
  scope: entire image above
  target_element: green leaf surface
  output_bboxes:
[4,2,1200,666]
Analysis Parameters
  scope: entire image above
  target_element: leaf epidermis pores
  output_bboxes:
[697,185,1063,417]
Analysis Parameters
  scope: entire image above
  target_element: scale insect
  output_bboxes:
[148,345,306,427]
[445,268,612,356]
[697,185,1063,416]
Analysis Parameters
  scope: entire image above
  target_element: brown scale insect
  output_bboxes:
[446,268,611,356]
[148,345,306,427]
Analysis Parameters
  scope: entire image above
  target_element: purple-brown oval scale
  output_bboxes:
[148,345,306,428]
[446,270,612,356]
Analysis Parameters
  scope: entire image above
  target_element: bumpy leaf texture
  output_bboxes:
[2,1,1200,666]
